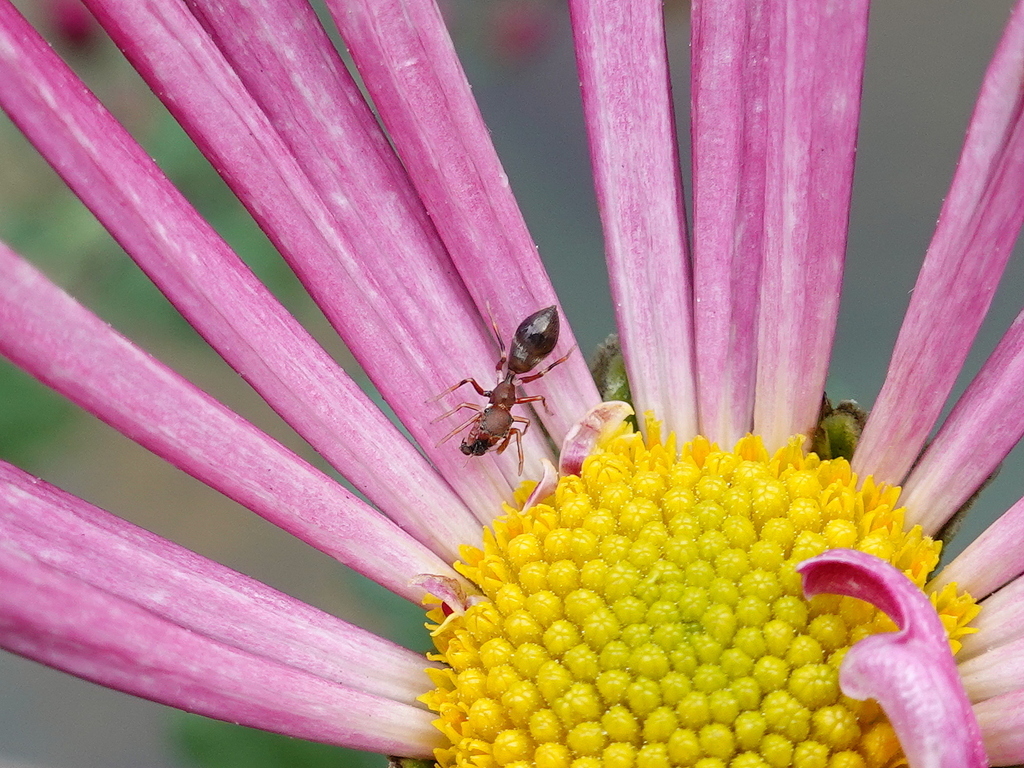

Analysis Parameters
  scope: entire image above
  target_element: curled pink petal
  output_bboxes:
[799,549,986,768]
[559,401,634,477]
[0,542,439,756]
[522,459,558,511]
[855,0,1024,487]
[974,688,1024,764]
[569,0,698,441]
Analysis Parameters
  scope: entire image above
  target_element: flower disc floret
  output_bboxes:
[423,429,980,768]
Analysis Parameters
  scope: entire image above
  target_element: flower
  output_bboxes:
[2,0,1024,767]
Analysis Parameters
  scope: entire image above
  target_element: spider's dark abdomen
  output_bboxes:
[461,439,491,457]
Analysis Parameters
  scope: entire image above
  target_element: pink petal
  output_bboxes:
[323,0,599,440]
[568,0,698,440]
[799,549,986,768]
[960,575,1024,661]
[753,0,869,451]
[0,461,434,704]
[0,245,461,602]
[974,688,1024,764]
[930,495,1024,599]
[0,0,481,554]
[82,0,534,499]
[690,0,767,446]
[0,542,439,756]
[854,0,1024,487]
[900,313,1024,533]
[958,634,1024,703]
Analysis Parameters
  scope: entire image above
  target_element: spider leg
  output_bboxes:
[518,346,576,384]
[436,410,483,446]
[432,402,482,424]
[486,303,507,374]
[429,378,489,402]
[513,393,550,415]
[511,414,531,436]
[495,427,525,475]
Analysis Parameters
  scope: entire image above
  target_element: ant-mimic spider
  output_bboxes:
[432,306,572,474]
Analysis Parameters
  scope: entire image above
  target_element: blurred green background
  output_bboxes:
[1,0,1022,765]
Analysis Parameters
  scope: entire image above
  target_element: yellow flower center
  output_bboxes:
[422,424,980,768]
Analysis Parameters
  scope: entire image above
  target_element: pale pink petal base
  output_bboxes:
[855,0,1024,488]
[974,688,1024,764]
[0,543,439,757]
[961,575,1024,663]
[799,549,986,768]
[958,634,1024,703]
